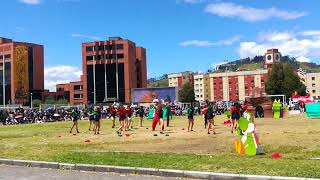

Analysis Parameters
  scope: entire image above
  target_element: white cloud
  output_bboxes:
[71,34,100,40]
[205,2,306,22]
[238,30,320,62]
[214,35,242,45]
[299,30,320,37]
[19,0,41,5]
[44,65,82,92]
[183,0,204,4]
[179,35,241,47]
[179,40,214,47]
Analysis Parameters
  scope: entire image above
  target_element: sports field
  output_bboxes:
[0,114,320,178]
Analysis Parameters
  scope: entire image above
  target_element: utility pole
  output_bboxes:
[2,54,5,107]
[104,63,108,101]
[115,41,119,102]
[93,48,96,105]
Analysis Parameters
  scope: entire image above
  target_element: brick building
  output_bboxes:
[56,37,147,105]
[0,37,44,105]
[168,71,194,90]
[82,37,147,104]
[194,74,210,101]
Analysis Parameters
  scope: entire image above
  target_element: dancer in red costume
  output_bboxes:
[151,99,164,133]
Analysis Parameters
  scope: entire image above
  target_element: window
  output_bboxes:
[117,54,124,59]
[251,80,254,84]
[312,77,315,81]
[245,87,248,90]
[105,45,114,50]
[97,45,104,51]
[0,54,11,59]
[116,44,124,50]
[96,55,104,60]
[312,90,316,93]
[86,46,94,52]
[74,94,83,99]
[261,80,265,83]
[312,83,316,87]
[86,56,94,61]
[74,85,83,91]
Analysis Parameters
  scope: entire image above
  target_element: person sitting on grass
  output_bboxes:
[187,105,194,132]
[116,104,127,134]
[70,109,80,134]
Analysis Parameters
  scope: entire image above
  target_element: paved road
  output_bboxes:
[0,165,183,180]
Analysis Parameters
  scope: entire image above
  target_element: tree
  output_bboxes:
[57,99,69,104]
[265,62,306,98]
[45,96,56,104]
[32,99,41,107]
[178,82,195,103]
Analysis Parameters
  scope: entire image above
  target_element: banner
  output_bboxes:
[14,46,29,99]
[132,87,177,103]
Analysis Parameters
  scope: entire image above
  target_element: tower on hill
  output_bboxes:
[264,49,281,69]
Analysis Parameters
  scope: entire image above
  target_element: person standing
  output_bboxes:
[206,103,215,134]
[137,106,145,127]
[164,101,171,127]
[110,103,116,128]
[92,107,101,135]
[126,105,133,130]
[187,105,194,132]
[116,104,127,134]
[151,99,164,133]
[88,108,94,131]
[202,105,208,129]
[231,102,241,134]
[70,109,80,134]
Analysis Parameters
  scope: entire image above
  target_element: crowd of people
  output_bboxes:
[0,100,233,135]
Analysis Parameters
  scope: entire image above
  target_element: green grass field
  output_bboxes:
[0,114,320,178]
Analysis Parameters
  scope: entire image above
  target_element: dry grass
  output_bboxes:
[0,113,320,178]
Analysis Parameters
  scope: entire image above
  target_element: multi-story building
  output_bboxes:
[0,37,44,105]
[83,37,147,104]
[305,73,320,100]
[209,70,268,101]
[168,71,193,90]
[193,74,210,101]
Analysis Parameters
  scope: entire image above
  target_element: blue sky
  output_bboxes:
[1,0,320,90]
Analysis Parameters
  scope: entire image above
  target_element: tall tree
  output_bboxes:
[265,62,306,98]
[178,82,195,103]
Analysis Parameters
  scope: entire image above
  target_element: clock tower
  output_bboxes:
[264,49,281,69]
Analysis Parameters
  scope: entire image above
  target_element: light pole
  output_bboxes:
[2,54,5,107]
[115,42,119,102]
[93,50,96,105]
[30,93,33,109]
[224,60,229,102]
[104,63,108,101]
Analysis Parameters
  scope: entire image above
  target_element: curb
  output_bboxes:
[0,159,317,180]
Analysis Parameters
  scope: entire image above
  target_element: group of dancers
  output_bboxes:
[69,99,248,136]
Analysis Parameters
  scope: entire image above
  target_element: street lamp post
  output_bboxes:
[115,42,119,102]
[2,54,5,107]
[104,63,108,101]
[30,93,33,109]
[93,51,96,105]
